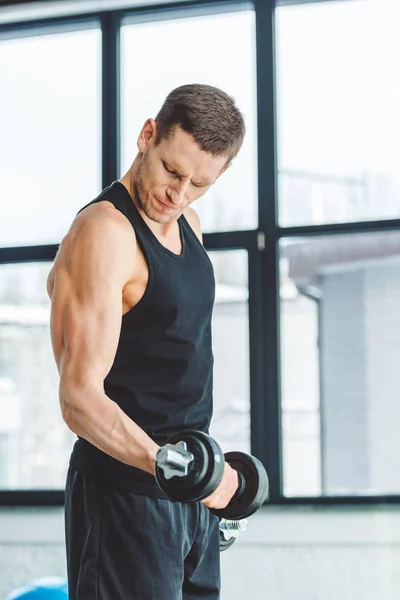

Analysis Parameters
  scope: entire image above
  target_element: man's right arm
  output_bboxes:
[48,204,159,475]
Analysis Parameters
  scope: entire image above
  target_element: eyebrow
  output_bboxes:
[163,160,211,187]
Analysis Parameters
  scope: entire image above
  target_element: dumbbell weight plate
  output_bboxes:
[212,452,269,520]
[219,531,236,552]
[155,430,225,502]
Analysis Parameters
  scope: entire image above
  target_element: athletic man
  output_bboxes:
[47,83,246,599]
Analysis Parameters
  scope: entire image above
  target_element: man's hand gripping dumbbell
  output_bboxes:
[154,430,269,551]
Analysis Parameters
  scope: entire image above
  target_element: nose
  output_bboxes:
[167,178,190,206]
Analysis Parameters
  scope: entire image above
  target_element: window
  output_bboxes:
[0,26,101,247]
[208,250,250,455]
[3,0,400,506]
[120,10,257,233]
[280,231,400,496]
[276,0,400,226]
[0,262,74,489]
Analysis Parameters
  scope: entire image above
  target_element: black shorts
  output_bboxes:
[65,467,221,600]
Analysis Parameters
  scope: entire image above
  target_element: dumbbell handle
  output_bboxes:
[219,518,248,541]
[232,471,246,500]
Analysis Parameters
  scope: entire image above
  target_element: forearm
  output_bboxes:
[61,386,159,475]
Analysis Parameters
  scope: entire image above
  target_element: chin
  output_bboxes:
[142,200,170,224]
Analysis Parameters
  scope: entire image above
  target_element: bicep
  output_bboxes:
[50,214,133,394]
[51,266,122,390]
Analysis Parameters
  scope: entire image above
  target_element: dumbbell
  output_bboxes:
[219,518,248,552]
[155,430,269,520]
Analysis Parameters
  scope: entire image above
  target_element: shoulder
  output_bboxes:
[71,200,133,234]
[64,200,136,249]
[183,206,203,243]
[55,200,137,275]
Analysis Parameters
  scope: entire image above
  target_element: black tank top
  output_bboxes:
[69,181,215,497]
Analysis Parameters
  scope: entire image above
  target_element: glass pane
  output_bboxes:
[120,11,257,233]
[276,0,400,226]
[0,263,74,489]
[280,230,400,496]
[208,250,250,454]
[0,27,101,247]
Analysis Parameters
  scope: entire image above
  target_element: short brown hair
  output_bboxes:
[155,83,246,164]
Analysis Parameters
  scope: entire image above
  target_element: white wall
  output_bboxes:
[221,505,400,600]
[1,505,400,599]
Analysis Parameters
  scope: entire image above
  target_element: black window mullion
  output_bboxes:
[247,237,268,462]
[0,245,58,264]
[255,0,282,500]
[261,234,283,501]
[101,11,120,187]
[203,230,257,250]
[278,218,400,239]
[0,490,64,507]
[255,0,277,234]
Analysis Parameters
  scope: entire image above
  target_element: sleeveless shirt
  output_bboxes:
[69,181,215,497]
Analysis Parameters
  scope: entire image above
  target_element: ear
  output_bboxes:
[137,118,158,153]
[216,162,232,181]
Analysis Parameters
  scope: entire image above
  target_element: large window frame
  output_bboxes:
[1,0,399,506]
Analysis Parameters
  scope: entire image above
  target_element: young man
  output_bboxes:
[48,83,246,599]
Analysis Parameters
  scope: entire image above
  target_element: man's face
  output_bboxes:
[134,123,230,224]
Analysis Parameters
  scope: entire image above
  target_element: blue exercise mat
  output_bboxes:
[4,577,68,600]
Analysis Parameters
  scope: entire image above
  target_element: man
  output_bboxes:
[47,83,246,599]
